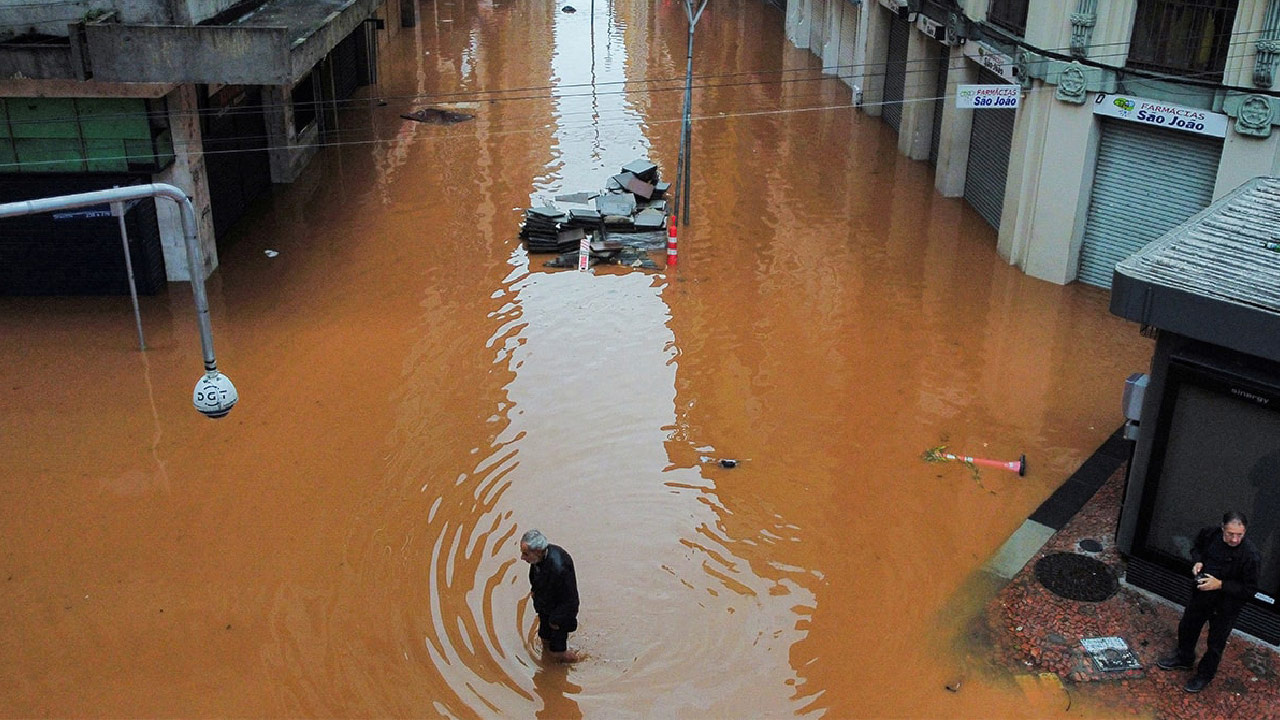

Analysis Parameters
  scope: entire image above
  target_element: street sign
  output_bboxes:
[956,84,1020,109]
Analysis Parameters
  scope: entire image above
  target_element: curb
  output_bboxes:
[983,427,1129,580]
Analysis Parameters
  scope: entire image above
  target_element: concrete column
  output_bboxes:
[820,0,842,71]
[154,83,216,282]
[897,28,936,160]
[836,0,861,92]
[809,0,828,57]
[861,4,891,117]
[933,49,975,197]
[786,0,812,49]
[1001,87,1098,284]
[1216,129,1280,198]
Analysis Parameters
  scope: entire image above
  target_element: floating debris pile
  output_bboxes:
[518,157,671,269]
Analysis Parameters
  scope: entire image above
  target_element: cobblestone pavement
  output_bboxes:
[984,468,1279,719]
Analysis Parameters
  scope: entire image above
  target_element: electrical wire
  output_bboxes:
[0,78,1066,170]
[0,5,1276,154]
[2,11,1279,127]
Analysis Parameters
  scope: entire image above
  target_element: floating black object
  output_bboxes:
[400,108,475,124]
[596,193,636,217]
[561,5,576,12]
[719,459,738,468]
[633,208,665,230]
[528,206,566,219]
[568,208,602,222]
[611,171,637,189]
[625,176,655,200]
[622,158,658,182]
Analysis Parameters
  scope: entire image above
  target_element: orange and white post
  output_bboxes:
[666,216,678,268]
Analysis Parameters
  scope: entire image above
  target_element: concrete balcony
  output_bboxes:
[0,0,381,86]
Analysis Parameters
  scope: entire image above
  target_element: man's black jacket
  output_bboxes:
[530,544,579,629]
[1191,526,1261,606]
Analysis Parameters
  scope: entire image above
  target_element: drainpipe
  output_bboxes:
[0,183,239,419]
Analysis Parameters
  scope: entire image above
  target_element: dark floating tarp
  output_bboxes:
[401,108,475,124]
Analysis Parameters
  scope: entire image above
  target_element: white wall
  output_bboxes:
[1216,129,1280,198]
[897,27,938,160]
[999,85,1098,283]
[860,3,890,117]
[786,0,812,49]
[934,49,976,197]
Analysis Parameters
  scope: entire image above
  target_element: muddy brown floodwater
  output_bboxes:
[0,0,1154,717]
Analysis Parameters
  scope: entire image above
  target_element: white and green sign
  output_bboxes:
[1092,93,1228,138]
[956,84,1021,109]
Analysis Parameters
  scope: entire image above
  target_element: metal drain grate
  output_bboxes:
[1034,552,1118,602]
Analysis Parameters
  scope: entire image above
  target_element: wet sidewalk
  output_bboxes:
[981,446,1280,718]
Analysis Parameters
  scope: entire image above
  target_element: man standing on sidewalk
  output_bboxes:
[520,529,580,663]
[1156,511,1260,693]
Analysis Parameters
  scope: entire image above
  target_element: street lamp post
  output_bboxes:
[674,0,708,227]
[0,183,239,419]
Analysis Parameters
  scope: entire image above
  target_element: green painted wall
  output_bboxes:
[0,97,174,173]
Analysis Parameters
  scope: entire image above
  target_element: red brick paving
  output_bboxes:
[984,467,1279,719]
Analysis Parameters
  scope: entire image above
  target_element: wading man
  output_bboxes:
[1157,511,1260,693]
[519,529,580,663]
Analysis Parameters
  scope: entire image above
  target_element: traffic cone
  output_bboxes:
[666,215,678,268]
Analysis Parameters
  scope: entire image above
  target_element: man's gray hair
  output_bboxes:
[521,529,549,550]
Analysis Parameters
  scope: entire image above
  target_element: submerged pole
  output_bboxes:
[111,197,146,351]
[676,0,707,226]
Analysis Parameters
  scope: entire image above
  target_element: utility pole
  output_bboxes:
[674,0,707,227]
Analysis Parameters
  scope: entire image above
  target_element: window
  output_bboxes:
[292,72,317,133]
[1128,0,1238,80]
[987,0,1028,36]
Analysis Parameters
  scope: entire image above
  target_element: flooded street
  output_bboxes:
[0,0,1153,716]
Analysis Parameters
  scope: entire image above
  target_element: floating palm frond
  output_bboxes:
[922,443,986,487]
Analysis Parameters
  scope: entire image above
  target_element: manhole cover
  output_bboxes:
[1078,538,1103,552]
[1034,552,1118,601]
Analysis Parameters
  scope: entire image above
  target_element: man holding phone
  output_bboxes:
[1156,511,1260,693]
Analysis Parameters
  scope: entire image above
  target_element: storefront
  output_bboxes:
[0,174,164,295]
[880,9,910,131]
[1077,94,1226,289]
[963,66,1015,230]
[928,45,948,168]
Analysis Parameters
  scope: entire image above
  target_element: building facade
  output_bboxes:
[0,0,411,293]
[786,0,1280,288]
